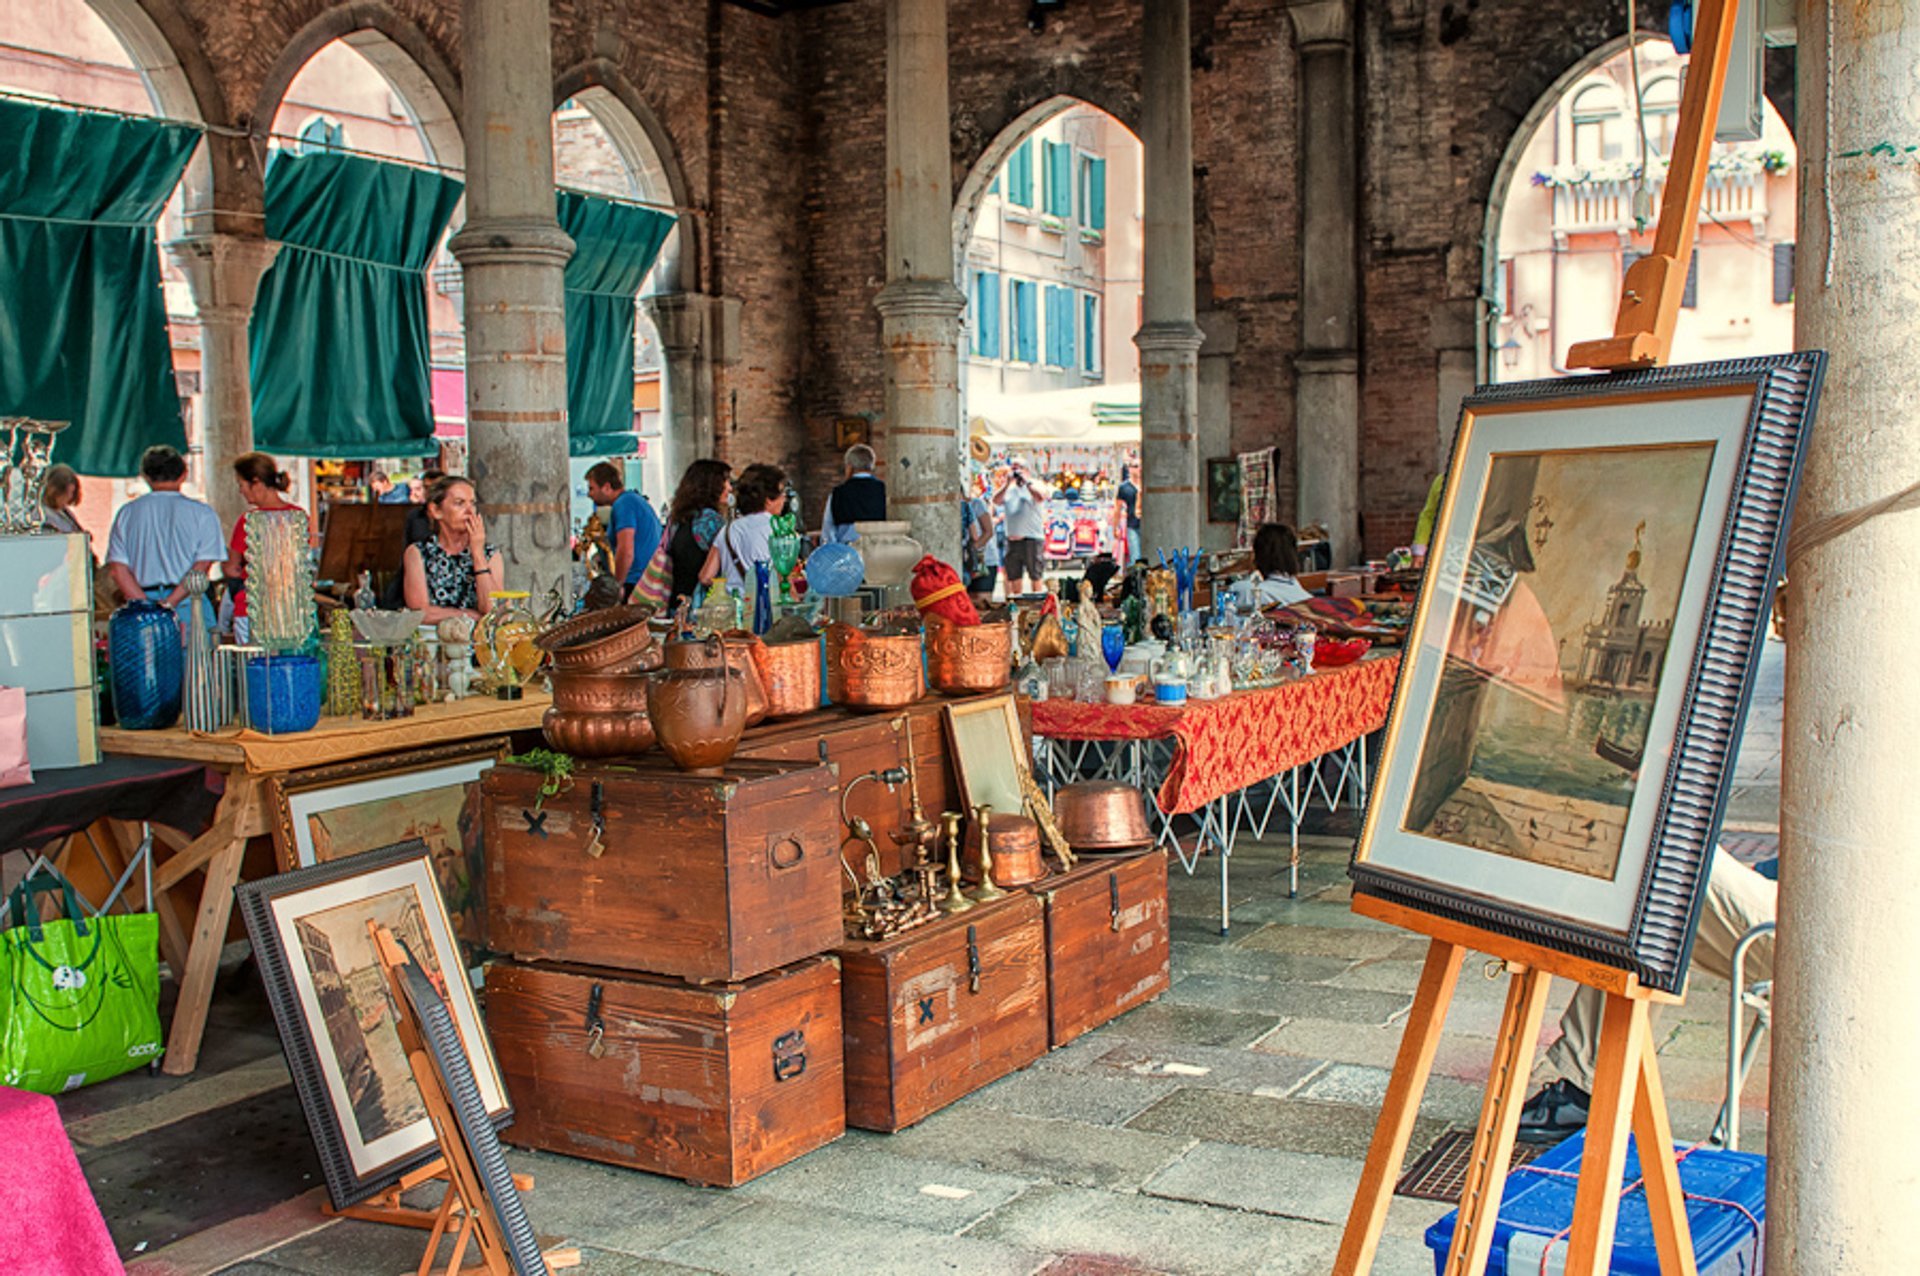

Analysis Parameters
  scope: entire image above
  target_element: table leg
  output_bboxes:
[159,775,265,1077]
[1289,765,1302,899]
[1216,794,1231,935]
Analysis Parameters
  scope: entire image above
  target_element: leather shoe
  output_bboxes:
[1515,1077,1589,1145]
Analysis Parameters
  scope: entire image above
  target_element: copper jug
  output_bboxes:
[752,635,821,719]
[824,623,924,710]
[646,665,746,773]
[665,631,768,726]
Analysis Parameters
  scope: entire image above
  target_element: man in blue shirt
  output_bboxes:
[586,461,661,601]
[106,445,225,625]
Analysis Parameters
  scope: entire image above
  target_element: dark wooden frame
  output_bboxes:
[1350,353,1823,992]
[266,739,510,872]
[1205,457,1241,525]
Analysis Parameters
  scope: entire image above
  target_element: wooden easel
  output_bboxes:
[367,926,579,1276]
[1333,897,1696,1275]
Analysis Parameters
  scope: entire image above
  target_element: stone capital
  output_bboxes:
[449,217,575,270]
[874,278,967,321]
[1288,0,1353,51]
[1133,320,1206,357]
[164,233,279,314]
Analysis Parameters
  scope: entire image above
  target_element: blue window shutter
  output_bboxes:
[974,272,1001,358]
[1082,294,1098,371]
[1044,286,1075,368]
[1088,157,1107,230]
[1012,281,1037,363]
[1059,289,1076,368]
[1008,142,1033,208]
[1043,142,1073,217]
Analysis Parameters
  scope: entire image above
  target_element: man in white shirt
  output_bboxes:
[106,445,226,625]
[992,457,1052,594]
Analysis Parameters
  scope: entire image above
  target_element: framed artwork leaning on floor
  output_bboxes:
[1350,352,1823,992]
[236,841,512,1209]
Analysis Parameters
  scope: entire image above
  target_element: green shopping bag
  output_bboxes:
[0,873,163,1094]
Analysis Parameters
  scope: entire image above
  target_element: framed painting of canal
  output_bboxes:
[1351,353,1823,992]
[236,841,512,1209]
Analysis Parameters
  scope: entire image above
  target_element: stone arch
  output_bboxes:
[552,59,699,295]
[84,0,219,221]
[251,4,463,168]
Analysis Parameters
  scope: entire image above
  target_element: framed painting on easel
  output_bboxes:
[1351,353,1822,992]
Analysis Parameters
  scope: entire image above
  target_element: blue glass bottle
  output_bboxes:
[109,601,183,730]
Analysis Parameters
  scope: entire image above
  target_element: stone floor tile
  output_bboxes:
[1296,1063,1486,1125]
[1126,1088,1447,1161]
[1032,1255,1171,1276]
[733,1136,1033,1233]
[1237,923,1431,962]
[1171,944,1355,984]
[1143,1141,1366,1223]
[561,1249,724,1275]
[499,1149,754,1255]
[1072,1039,1326,1099]
[657,1200,1042,1276]
[210,1265,303,1275]
[1167,974,1413,1025]
[887,1106,1193,1190]
[1069,1000,1283,1050]
[238,1219,445,1275]
[1251,1017,1409,1070]
[969,1065,1181,1127]
[964,1182,1339,1276]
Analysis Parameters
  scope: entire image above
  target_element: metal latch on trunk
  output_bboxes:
[966,924,981,994]
[772,1029,807,1081]
[585,982,606,1059]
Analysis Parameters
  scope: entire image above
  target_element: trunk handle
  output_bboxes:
[966,923,981,994]
[1110,871,1122,932]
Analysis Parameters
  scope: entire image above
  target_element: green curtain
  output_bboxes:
[557,190,674,458]
[250,151,463,458]
[0,101,200,477]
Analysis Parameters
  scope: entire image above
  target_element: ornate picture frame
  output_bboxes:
[943,694,1030,823]
[1350,353,1822,991]
[236,841,512,1208]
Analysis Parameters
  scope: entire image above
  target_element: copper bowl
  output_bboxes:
[541,704,655,757]
[1052,781,1153,851]
[547,669,653,715]
[664,632,769,726]
[825,623,924,711]
[537,604,660,674]
[985,815,1045,887]
[753,636,821,719]
[924,615,1013,696]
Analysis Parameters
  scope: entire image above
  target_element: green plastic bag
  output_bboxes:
[0,873,163,1093]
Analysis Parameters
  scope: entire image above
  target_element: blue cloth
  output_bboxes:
[609,489,661,587]
[106,491,225,590]
[377,487,411,504]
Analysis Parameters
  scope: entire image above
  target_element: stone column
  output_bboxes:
[1197,309,1238,551]
[1289,0,1360,563]
[165,233,278,532]
[875,0,965,565]
[450,0,574,605]
[1136,0,1204,557]
[1771,2,1920,1267]
[645,291,722,475]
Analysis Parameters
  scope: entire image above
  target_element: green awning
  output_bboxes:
[0,100,201,477]
[249,151,463,458]
[557,190,673,458]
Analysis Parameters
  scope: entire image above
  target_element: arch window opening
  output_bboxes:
[1487,37,1797,385]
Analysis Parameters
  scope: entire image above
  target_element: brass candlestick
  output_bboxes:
[970,804,1008,902]
[939,811,974,913]
[895,724,939,868]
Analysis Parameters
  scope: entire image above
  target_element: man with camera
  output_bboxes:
[992,456,1052,594]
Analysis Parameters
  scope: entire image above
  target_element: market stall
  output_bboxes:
[967,382,1140,567]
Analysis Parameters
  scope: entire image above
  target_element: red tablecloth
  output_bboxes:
[1032,653,1401,814]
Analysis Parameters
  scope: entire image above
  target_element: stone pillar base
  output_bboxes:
[876,278,966,565]
[1137,320,1205,556]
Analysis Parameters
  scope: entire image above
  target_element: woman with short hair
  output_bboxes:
[39,464,83,537]
[715,463,787,592]
[1249,522,1311,608]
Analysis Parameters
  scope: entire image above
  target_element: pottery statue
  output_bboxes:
[647,665,747,773]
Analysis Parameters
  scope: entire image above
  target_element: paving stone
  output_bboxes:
[1144,1141,1365,1223]
[734,1136,1031,1233]
[969,1064,1181,1127]
[1066,1000,1283,1050]
[1166,973,1413,1025]
[657,1200,1042,1276]
[494,1149,754,1255]
[1252,1016,1408,1069]
[1296,1063,1485,1125]
[1126,1088,1447,1162]
[886,1106,1192,1190]
[1073,1039,1326,1099]
[242,1219,446,1275]
[1032,1255,1171,1276]
[963,1182,1340,1276]
[211,1265,303,1275]
[1236,923,1431,962]
[1322,957,1430,992]
[1171,944,1354,984]
[563,1250,725,1275]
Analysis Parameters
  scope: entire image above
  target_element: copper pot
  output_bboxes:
[924,615,1013,696]
[985,815,1045,886]
[541,705,655,757]
[646,666,746,773]
[547,669,653,715]
[1052,781,1153,851]
[664,632,768,726]
[825,623,924,711]
[537,604,660,674]
[752,636,821,719]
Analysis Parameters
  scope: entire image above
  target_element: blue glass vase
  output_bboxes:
[1101,623,1126,673]
[109,601,183,730]
[245,655,322,735]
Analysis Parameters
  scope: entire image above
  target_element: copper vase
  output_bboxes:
[752,636,821,719]
[647,666,747,773]
[664,632,769,726]
[824,623,924,711]
[924,615,1014,696]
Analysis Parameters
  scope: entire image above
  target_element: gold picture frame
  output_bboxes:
[941,695,1030,822]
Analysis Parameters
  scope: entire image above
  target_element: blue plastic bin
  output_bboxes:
[1423,1132,1766,1275]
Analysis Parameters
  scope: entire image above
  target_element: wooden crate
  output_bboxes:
[481,757,842,983]
[835,892,1048,1132]
[1028,851,1171,1048]
[735,703,958,882]
[485,955,844,1187]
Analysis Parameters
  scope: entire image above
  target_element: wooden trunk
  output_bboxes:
[1029,851,1171,1047]
[834,892,1048,1132]
[735,703,957,882]
[481,757,842,983]
[484,956,844,1187]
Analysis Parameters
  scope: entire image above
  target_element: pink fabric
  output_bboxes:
[0,687,31,790]
[0,1086,120,1273]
